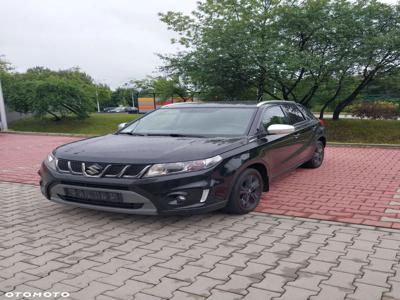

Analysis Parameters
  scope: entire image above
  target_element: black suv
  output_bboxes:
[39,101,326,215]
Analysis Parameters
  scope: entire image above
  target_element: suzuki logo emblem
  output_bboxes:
[85,163,103,176]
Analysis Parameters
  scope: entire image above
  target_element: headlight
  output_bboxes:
[144,155,223,177]
[46,152,57,169]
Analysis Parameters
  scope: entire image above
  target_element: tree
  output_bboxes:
[159,0,400,119]
[127,76,193,100]
[111,87,137,107]
[5,67,102,120]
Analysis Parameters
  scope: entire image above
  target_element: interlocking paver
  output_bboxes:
[235,261,273,279]
[215,274,259,295]
[287,271,328,292]
[383,281,400,299]
[242,287,280,300]
[207,289,243,300]
[179,275,224,297]
[1,181,400,300]
[310,284,351,300]
[275,285,318,300]
[347,282,390,300]
[202,263,238,281]
[252,273,291,293]
[69,281,115,300]
[104,280,153,299]
[168,265,208,282]
[26,270,74,290]
[132,266,174,285]
[62,269,109,288]
[322,270,358,290]
[170,291,205,300]
[141,277,190,298]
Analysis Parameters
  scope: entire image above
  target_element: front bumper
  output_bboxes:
[39,162,229,215]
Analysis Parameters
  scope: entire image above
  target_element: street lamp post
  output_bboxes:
[0,79,8,131]
[95,88,100,113]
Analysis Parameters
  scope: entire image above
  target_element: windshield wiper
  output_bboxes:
[118,132,147,136]
[146,133,205,138]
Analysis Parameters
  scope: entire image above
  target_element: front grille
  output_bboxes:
[61,195,144,209]
[56,159,148,178]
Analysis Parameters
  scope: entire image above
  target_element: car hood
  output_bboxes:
[54,134,247,164]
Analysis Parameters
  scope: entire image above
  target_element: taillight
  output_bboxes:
[319,119,325,126]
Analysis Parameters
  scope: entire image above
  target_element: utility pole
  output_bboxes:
[0,79,8,131]
[95,88,100,113]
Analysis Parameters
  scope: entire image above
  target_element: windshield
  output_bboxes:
[120,107,256,137]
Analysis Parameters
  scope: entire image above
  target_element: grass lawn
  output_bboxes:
[9,114,400,144]
[9,113,140,135]
[325,119,400,144]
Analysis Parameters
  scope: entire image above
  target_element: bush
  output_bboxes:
[349,101,399,120]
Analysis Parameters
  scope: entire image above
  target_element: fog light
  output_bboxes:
[177,195,186,201]
[167,192,188,206]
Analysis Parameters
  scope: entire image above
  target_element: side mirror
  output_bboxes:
[118,123,127,130]
[267,124,295,135]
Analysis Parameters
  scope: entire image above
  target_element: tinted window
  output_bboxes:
[120,107,256,137]
[297,104,316,120]
[283,104,305,125]
[261,106,289,130]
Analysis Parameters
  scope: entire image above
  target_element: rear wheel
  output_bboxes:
[304,140,324,168]
[225,169,263,214]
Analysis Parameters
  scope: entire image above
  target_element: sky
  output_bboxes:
[0,0,198,88]
[0,0,397,89]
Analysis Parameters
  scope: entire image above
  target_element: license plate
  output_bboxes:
[64,188,122,203]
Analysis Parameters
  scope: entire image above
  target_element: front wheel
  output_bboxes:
[304,140,325,168]
[225,169,263,214]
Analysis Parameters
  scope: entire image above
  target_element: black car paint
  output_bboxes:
[39,101,326,215]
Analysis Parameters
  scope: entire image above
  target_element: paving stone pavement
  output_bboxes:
[1,181,400,300]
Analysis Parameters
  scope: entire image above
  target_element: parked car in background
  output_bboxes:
[103,107,117,113]
[125,107,139,114]
[108,107,126,113]
[40,101,326,215]
[104,106,138,113]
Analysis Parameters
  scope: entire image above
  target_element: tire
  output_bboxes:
[304,140,325,168]
[225,168,264,214]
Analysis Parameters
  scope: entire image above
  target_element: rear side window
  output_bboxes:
[261,106,289,130]
[297,104,316,120]
[282,104,305,125]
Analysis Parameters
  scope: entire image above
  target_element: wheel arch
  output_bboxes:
[246,163,269,192]
[318,136,326,147]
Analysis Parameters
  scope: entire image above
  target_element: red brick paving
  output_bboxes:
[1,133,399,227]
[258,146,400,228]
[0,133,78,185]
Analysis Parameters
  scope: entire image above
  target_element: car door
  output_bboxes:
[281,104,315,165]
[258,105,298,178]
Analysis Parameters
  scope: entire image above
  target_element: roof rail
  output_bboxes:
[162,102,190,108]
[256,101,270,107]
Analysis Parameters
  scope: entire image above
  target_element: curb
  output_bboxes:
[0,130,93,138]
[327,142,400,149]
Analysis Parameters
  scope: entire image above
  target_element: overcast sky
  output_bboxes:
[0,0,198,88]
[0,0,397,89]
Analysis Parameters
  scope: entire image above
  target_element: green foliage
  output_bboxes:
[110,87,136,107]
[159,0,400,117]
[4,67,111,120]
[126,76,193,100]
[349,101,399,120]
